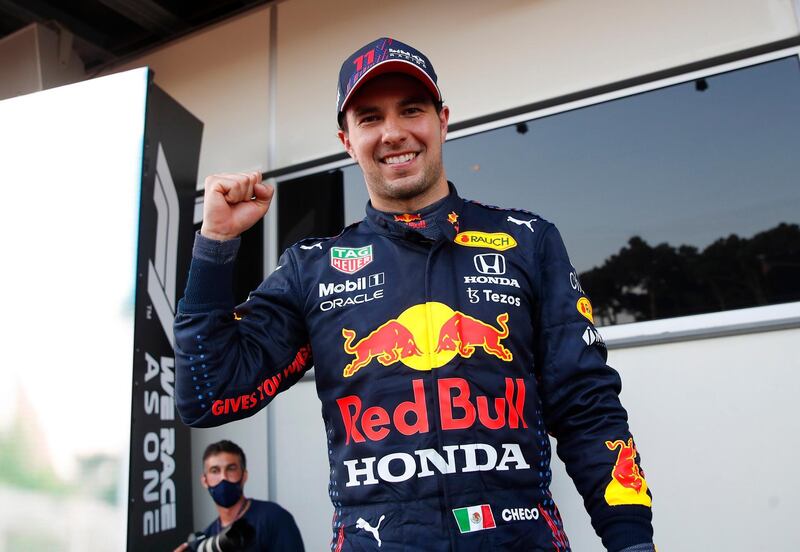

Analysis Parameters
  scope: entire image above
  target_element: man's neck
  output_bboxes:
[217,495,248,527]
[370,177,449,213]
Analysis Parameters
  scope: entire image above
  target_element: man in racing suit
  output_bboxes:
[174,37,655,551]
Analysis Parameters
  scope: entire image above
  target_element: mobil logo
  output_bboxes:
[341,302,513,377]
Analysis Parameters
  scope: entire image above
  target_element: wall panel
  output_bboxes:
[550,327,800,550]
[103,6,274,531]
[275,0,798,167]
[107,7,272,189]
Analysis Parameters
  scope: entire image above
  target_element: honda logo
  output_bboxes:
[474,254,506,275]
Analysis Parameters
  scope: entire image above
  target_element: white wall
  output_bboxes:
[97,0,800,549]
[107,6,272,189]
[549,327,800,551]
[103,6,274,531]
[0,26,39,99]
[0,24,85,100]
[269,380,331,551]
[275,0,798,166]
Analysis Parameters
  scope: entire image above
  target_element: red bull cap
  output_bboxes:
[337,37,442,127]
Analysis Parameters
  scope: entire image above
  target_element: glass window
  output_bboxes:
[336,54,800,325]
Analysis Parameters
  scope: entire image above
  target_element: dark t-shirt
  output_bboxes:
[204,499,304,552]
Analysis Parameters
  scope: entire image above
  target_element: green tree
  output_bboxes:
[579,223,800,324]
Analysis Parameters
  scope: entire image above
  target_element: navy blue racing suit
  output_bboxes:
[202,499,305,552]
[174,184,654,551]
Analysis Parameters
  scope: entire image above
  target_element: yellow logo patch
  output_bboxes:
[577,297,593,323]
[341,302,512,377]
[604,438,651,507]
[454,231,517,251]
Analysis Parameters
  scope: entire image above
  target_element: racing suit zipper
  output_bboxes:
[424,236,460,552]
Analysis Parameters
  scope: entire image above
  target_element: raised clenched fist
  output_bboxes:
[200,172,274,241]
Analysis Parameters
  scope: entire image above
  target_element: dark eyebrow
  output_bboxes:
[352,105,379,117]
[352,96,430,117]
[398,96,429,107]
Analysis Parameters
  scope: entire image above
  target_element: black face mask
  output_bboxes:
[207,478,243,508]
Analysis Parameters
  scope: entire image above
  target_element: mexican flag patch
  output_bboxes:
[452,504,496,533]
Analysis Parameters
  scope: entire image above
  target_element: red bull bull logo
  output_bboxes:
[394,213,427,229]
[394,213,422,223]
[393,213,427,229]
[342,321,423,377]
[603,438,651,507]
[341,302,513,377]
[447,211,459,232]
[435,312,512,361]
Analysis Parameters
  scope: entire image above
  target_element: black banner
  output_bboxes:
[128,77,203,551]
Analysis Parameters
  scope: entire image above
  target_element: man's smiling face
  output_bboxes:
[338,73,450,212]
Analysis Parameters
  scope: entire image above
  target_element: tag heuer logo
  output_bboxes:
[331,246,373,274]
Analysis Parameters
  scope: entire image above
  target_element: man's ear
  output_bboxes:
[439,105,450,143]
[242,469,249,486]
[337,128,357,161]
[200,474,209,489]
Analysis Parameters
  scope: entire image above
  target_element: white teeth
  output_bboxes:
[384,153,416,165]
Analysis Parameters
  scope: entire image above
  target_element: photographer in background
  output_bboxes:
[174,440,304,552]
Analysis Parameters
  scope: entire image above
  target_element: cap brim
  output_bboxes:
[339,59,442,116]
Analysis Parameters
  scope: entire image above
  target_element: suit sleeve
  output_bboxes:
[533,223,653,552]
[173,235,312,427]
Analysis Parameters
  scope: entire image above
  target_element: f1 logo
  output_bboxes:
[474,254,506,275]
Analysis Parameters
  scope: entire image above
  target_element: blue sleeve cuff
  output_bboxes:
[193,231,241,264]
[600,517,654,552]
[617,544,656,552]
[178,257,236,310]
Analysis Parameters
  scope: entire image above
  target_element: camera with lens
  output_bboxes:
[186,517,255,552]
